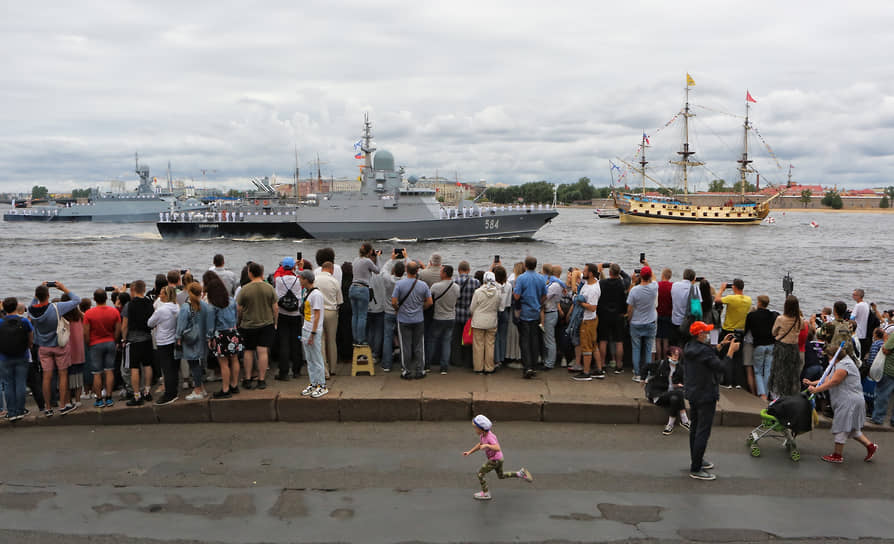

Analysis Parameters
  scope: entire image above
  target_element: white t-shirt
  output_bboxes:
[852,301,870,339]
[579,281,601,321]
[302,289,324,335]
[313,265,343,285]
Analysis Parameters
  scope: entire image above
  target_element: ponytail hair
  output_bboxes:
[188,282,202,312]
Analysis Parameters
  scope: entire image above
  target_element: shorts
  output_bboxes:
[580,318,598,354]
[656,315,673,339]
[597,315,625,343]
[88,341,117,375]
[239,324,275,350]
[39,345,70,372]
[210,328,244,357]
[124,340,154,369]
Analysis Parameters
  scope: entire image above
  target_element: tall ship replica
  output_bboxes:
[612,76,783,225]
[3,155,206,223]
[156,116,558,240]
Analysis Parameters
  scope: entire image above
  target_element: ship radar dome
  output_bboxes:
[373,149,395,172]
[408,175,418,184]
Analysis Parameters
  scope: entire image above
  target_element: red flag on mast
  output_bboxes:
[746,91,757,103]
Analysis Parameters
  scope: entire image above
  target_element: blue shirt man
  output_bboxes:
[513,256,547,378]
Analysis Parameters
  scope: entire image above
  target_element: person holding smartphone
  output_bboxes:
[349,243,380,345]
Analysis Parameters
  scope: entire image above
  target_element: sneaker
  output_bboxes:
[256,380,267,390]
[104,398,114,408]
[382,367,392,373]
[301,384,315,397]
[59,404,77,415]
[229,386,240,395]
[155,396,177,406]
[680,420,691,431]
[212,390,231,399]
[523,369,536,379]
[143,392,153,402]
[689,470,716,481]
[613,368,623,375]
[632,376,643,383]
[242,379,254,390]
[473,491,492,500]
[821,453,844,464]
[440,369,448,375]
[80,393,92,400]
[126,398,144,407]
[592,369,606,379]
[94,400,104,408]
[662,424,674,435]
[568,364,583,372]
[517,468,534,483]
[701,460,714,470]
[722,384,734,389]
[400,372,412,380]
[10,414,24,422]
[865,443,878,462]
[414,373,426,380]
[572,372,593,382]
[185,391,205,401]
[43,409,54,418]
[311,386,329,398]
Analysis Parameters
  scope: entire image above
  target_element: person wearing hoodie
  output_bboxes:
[148,286,180,406]
[470,272,502,374]
[28,282,81,417]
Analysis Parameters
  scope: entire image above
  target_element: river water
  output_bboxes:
[1,206,890,315]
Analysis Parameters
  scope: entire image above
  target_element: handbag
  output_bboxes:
[462,318,474,345]
[53,304,70,348]
[869,347,886,382]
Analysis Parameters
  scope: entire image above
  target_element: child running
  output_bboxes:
[462,414,533,500]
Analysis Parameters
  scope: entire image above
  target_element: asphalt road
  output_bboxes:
[1,421,893,543]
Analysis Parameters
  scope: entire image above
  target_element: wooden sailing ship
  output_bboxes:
[612,76,783,225]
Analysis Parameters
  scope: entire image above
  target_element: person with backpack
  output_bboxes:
[28,282,81,417]
[176,282,214,400]
[274,257,303,381]
[0,297,34,421]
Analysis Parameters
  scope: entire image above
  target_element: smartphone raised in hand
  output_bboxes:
[46,281,57,288]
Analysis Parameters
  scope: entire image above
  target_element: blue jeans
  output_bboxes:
[187,359,204,388]
[348,284,370,344]
[629,321,657,375]
[542,311,558,368]
[427,319,453,371]
[752,344,774,397]
[366,312,384,361]
[89,341,117,375]
[382,313,397,370]
[872,374,894,424]
[302,335,326,386]
[495,310,509,363]
[0,358,28,417]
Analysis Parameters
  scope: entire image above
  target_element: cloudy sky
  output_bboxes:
[2,1,892,192]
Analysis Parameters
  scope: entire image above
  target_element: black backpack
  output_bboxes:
[0,316,30,357]
[278,276,301,313]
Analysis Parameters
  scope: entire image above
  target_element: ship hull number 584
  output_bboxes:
[484,219,500,230]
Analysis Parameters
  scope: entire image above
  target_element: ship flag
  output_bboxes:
[643,133,650,145]
[610,161,621,172]
[746,91,757,103]
[353,140,362,150]
[686,73,696,86]
[354,152,363,159]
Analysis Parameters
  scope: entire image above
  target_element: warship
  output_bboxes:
[156,116,558,240]
[611,75,782,225]
[3,155,207,223]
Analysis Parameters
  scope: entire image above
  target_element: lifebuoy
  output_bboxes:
[263,200,269,206]
[254,200,260,205]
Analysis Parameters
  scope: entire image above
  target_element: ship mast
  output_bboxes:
[360,113,375,193]
[737,98,753,201]
[639,132,649,195]
[669,82,703,195]
[294,146,299,198]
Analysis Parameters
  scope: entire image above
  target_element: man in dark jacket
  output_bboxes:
[683,321,740,481]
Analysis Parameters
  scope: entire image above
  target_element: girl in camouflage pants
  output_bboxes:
[463,414,533,500]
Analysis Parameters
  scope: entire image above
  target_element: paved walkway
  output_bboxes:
[3,363,892,430]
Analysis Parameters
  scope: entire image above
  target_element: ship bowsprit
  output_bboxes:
[156,209,558,241]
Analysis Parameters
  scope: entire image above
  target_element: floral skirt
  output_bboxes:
[210,328,244,357]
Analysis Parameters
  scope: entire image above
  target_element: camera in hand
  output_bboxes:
[296,251,302,262]
[639,252,646,263]
[394,248,405,259]
[46,281,56,288]
[180,269,188,276]
[494,255,500,263]
[602,262,611,268]
[634,268,642,275]
[104,286,116,292]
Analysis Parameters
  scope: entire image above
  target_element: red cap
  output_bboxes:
[689,321,714,336]
[639,266,652,280]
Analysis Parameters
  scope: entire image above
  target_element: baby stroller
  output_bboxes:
[745,392,815,462]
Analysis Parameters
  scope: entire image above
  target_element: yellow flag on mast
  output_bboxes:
[686,73,696,86]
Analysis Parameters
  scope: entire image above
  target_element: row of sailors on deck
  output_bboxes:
[438,203,551,219]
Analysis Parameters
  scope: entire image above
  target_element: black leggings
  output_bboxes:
[655,390,685,416]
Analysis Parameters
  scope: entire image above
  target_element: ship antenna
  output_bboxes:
[640,131,649,195]
[360,112,375,192]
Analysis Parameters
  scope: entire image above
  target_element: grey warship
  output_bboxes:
[3,155,206,223]
[156,116,558,241]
